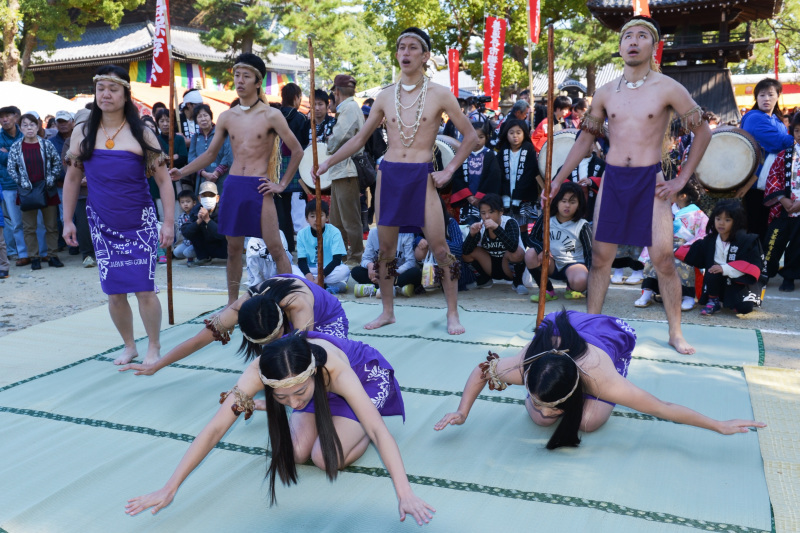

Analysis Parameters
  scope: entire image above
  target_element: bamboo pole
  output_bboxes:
[165,5,175,325]
[526,7,535,131]
[536,25,555,328]
[308,37,324,287]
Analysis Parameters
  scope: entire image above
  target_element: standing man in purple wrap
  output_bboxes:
[170,53,303,305]
[314,27,478,335]
[62,65,175,366]
[549,16,712,355]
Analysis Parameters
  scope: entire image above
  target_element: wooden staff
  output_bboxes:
[526,7,535,131]
[165,5,176,325]
[308,37,324,287]
[536,25,555,327]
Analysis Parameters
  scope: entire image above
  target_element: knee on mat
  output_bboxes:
[736,302,755,315]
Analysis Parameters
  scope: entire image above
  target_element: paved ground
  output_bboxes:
[2,252,798,368]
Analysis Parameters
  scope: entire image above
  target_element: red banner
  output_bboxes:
[529,0,541,45]
[775,38,780,79]
[151,0,171,87]
[448,49,459,97]
[654,39,664,67]
[633,0,651,17]
[482,17,507,111]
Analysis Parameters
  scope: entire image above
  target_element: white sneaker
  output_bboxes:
[634,290,654,308]
[681,296,696,311]
[513,283,529,295]
[625,270,644,285]
[611,268,625,284]
[354,283,377,298]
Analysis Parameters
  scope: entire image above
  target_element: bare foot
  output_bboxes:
[113,346,138,365]
[364,313,396,330]
[142,344,161,366]
[447,313,465,335]
[669,334,695,355]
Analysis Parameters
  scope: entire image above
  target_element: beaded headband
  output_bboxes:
[241,300,284,345]
[619,19,659,44]
[260,355,316,389]
[93,75,131,90]
[233,63,264,82]
[396,32,430,53]
[521,349,590,409]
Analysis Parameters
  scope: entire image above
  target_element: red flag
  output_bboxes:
[448,49,459,98]
[775,39,780,79]
[151,0,171,87]
[633,0,651,17]
[654,39,664,67]
[482,17,507,111]
[529,0,541,45]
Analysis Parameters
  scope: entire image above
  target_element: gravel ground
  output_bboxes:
[2,252,798,368]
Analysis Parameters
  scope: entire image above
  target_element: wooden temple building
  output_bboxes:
[586,0,783,123]
[28,0,308,99]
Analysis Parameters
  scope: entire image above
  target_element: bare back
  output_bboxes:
[216,102,281,177]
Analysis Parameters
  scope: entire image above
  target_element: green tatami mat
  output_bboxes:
[0,302,770,532]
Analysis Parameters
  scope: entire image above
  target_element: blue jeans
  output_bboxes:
[1,189,26,258]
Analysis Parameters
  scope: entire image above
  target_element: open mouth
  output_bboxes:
[401,59,411,65]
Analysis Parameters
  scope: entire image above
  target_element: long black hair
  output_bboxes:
[706,199,747,240]
[79,65,160,162]
[260,333,343,505]
[523,310,588,449]
[550,181,586,221]
[497,118,532,152]
[237,277,304,360]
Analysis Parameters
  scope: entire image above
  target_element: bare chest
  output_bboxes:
[383,96,444,161]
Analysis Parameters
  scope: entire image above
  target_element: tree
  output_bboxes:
[730,0,800,74]
[553,16,619,94]
[1,0,144,82]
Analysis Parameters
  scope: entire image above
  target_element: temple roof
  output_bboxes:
[587,0,784,33]
[30,22,310,73]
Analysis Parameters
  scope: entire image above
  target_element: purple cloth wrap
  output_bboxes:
[595,163,661,247]
[294,331,405,422]
[274,274,349,338]
[217,174,263,237]
[378,161,433,229]
[84,150,159,295]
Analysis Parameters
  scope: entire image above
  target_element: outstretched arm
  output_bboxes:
[314,107,383,176]
[170,113,230,179]
[125,362,262,516]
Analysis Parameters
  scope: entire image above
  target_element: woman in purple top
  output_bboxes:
[126,333,434,525]
[62,65,175,367]
[435,310,764,449]
[120,274,349,376]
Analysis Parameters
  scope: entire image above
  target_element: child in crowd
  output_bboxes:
[172,190,196,263]
[245,232,293,286]
[415,198,474,290]
[497,118,541,241]
[526,182,592,301]
[450,121,501,224]
[563,139,605,223]
[763,113,800,292]
[462,193,527,294]
[676,199,768,316]
[635,181,708,310]
[293,199,350,294]
[353,227,420,298]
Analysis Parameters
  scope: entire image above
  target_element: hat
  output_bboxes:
[331,74,356,90]
[183,90,204,105]
[55,110,74,122]
[361,105,371,116]
[25,110,40,120]
[73,109,91,125]
[198,181,219,195]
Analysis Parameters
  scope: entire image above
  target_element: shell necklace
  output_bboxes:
[239,99,260,111]
[616,69,650,92]
[395,76,429,148]
[100,119,126,149]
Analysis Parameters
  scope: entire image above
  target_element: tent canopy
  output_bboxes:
[0,81,83,117]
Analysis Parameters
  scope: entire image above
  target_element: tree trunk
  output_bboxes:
[2,0,22,82]
[20,24,40,81]
[242,34,253,54]
[586,63,596,95]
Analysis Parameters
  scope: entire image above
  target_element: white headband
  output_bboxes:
[396,32,430,53]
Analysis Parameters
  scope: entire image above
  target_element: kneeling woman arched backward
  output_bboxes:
[435,311,764,448]
[125,332,435,525]
[120,274,349,375]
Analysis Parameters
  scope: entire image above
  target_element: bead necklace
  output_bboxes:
[395,76,429,148]
[100,119,126,149]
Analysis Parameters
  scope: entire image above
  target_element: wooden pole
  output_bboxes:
[526,9,535,131]
[308,37,324,287]
[165,4,175,325]
[536,25,555,327]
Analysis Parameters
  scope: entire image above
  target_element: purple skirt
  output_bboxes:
[217,174,263,238]
[295,332,405,422]
[378,161,433,229]
[87,203,159,295]
[595,163,661,247]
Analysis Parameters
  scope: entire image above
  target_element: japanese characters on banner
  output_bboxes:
[775,39,780,79]
[633,0,651,17]
[151,0,171,88]
[528,0,541,45]
[448,49,459,97]
[482,17,507,111]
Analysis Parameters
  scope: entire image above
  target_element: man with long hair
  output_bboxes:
[314,27,478,335]
[548,16,712,355]
[62,65,175,366]
[170,53,303,305]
